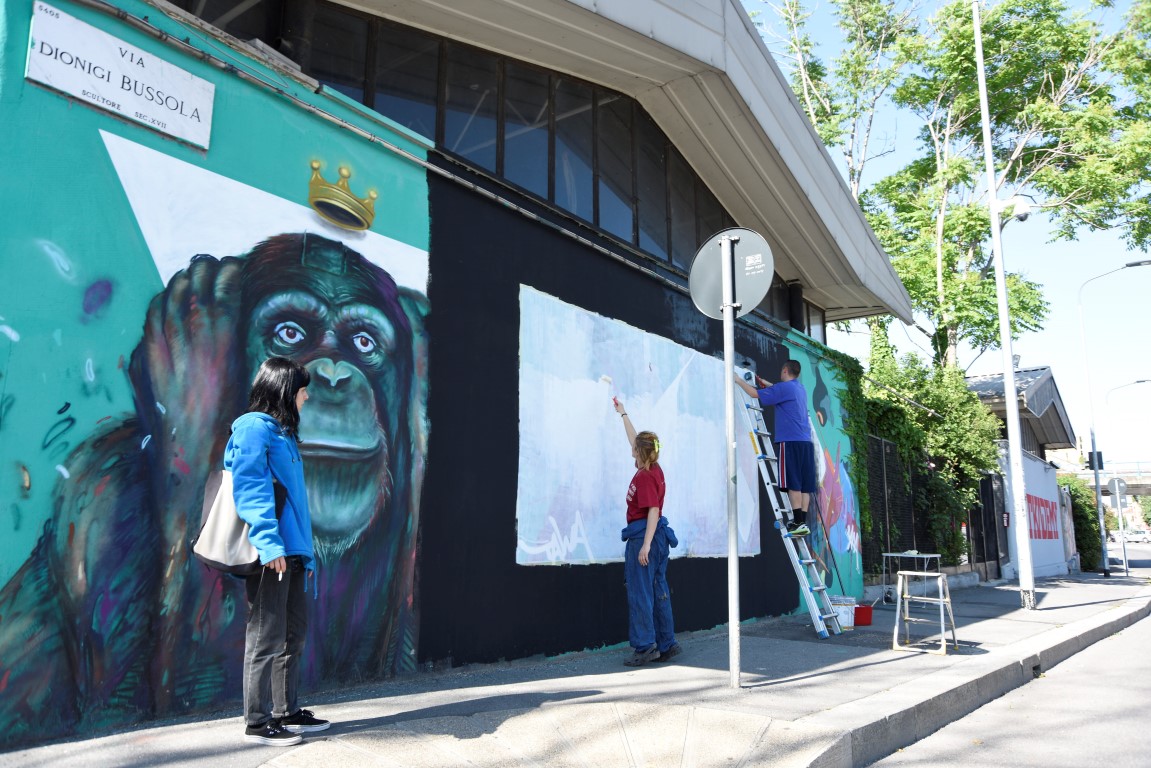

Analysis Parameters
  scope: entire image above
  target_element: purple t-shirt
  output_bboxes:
[757,379,811,442]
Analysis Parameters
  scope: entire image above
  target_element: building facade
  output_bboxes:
[0,0,911,746]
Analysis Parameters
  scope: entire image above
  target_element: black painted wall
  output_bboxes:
[418,157,799,666]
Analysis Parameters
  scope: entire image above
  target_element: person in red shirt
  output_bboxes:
[614,397,680,666]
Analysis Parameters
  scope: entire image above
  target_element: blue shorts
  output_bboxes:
[776,441,816,493]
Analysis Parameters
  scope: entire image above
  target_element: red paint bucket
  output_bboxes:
[854,605,873,626]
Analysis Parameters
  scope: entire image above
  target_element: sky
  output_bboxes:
[740,0,1151,470]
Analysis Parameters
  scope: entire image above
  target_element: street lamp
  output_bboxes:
[1106,380,1151,404]
[1077,263,1151,577]
[972,0,1035,608]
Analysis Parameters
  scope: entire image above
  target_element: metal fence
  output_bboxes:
[860,435,1003,579]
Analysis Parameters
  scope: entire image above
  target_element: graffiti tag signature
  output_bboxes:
[518,509,595,563]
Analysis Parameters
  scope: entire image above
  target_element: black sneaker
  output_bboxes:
[785,521,811,537]
[281,708,331,733]
[624,645,660,666]
[244,720,303,746]
[652,643,682,663]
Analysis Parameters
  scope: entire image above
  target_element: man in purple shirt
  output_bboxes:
[735,359,815,536]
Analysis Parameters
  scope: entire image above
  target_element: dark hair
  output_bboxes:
[784,359,802,378]
[248,356,311,440]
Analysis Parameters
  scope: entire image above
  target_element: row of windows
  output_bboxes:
[171,0,826,342]
[307,3,736,272]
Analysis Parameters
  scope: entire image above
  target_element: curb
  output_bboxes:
[800,594,1151,768]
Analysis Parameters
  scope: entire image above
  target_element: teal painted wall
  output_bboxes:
[787,335,864,603]
[0,0,430,746]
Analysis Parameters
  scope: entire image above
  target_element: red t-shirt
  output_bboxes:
[626,463,666,523]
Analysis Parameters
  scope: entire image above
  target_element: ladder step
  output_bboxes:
[800,559,815,565]
[810,585,827,592]
[820,613,838,620]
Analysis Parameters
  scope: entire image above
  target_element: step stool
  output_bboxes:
[892,571,958,655]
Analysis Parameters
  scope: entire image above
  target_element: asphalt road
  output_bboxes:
[870,547,1151,768]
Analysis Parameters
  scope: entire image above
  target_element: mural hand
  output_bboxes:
[133,255,245,536]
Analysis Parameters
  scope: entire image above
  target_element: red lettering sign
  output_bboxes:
[1025,493,1060,540]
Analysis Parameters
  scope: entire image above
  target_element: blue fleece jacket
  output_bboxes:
[620,516,679,548]
[225,412,315,571]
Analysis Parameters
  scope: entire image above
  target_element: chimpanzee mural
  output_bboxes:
[0,232,428,742]
[794,343,861,598]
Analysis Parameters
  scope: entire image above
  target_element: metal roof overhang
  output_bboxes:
[341,0,914,323]
[967,369,1076,450]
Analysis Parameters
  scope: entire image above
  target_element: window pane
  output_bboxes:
[697,183,726,242]
[597,93,634,242]
[636,111,669,259]
[190,0,283,42]
[767,275,789,325]
[808,304,825,343]
[444,43,498,171]
[311,5,368,104]
[374,22,439,140]
[504,63,549,198]
[554,78,594,221]
[669,149,696,270]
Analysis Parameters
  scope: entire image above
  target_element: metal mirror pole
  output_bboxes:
[721,234,741,689]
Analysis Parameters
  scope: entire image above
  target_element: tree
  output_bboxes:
[1058,474,1101,571]
[1137,496,1151,528]
[864,322,1002,563]
[758,0,1151,367]
[767,0,920,198]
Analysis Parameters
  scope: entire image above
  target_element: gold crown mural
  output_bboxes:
[308,160,378,231]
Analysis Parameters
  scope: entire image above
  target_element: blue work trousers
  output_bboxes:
[624,529,675,652]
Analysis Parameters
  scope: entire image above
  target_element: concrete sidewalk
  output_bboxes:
[5,567,1150,768]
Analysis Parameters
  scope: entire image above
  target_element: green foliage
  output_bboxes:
[1104,508,1118,533]
[1138,497,1151,528]
[863,318,927,471]
[758,0,919,196]
[1059,474,1102,571]
[916,471,970,566]
[755,0,1151,560]
[764,0,1151,367]
[863,322,1000,562]
[811,325,1002,567]
[862,171,1050,366]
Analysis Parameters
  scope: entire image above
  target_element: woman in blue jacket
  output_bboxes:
[228,357,330,746]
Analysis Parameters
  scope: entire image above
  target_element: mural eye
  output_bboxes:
[351,332,377,354]
[274,321,306,345]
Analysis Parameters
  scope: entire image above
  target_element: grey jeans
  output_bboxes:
[243,556,307,726]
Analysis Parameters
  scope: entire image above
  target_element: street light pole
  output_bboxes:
[972,0,1035,608]
[1106,380,1151,405]
[1077,262,1151,577]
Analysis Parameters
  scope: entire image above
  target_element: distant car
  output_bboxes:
[1124,530,1151,544]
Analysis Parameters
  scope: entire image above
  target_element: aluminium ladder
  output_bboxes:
[740,395,842,638]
